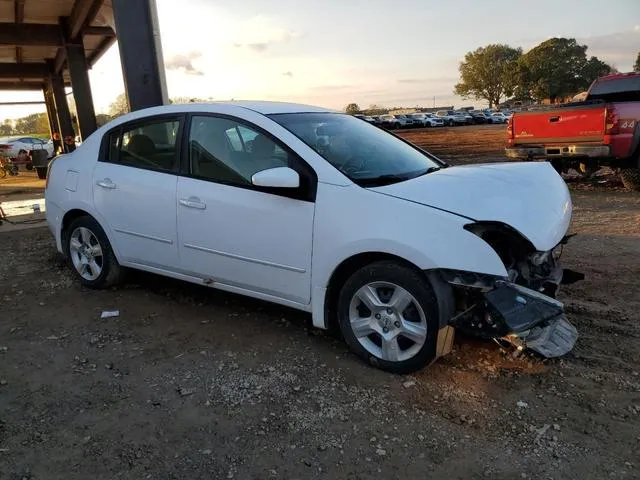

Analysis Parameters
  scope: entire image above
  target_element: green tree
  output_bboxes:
[96,114,112,127]
[13,113,49,134]
[582,56,615,85]
[517,38,610,103]
[634,51,640,73]
[0,119,13,136]
[344,103,360,114]
[108,93,129,117]
[454,44,522,108]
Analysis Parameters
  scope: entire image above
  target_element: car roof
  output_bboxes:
[132,100,336,117]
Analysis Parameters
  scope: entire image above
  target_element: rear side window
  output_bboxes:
[589,76,640,102]
[103,118,181,172]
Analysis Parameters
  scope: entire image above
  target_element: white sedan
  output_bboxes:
[0,136,54,160]
[45,101,579,373]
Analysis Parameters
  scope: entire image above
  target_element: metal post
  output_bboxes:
[47,72,75,153]
[42,86,61,153]
[112,0,168,111]
[66,43,97,139]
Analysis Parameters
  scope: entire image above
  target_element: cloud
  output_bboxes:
[165,51,204,76]
[232,15,300,52]
[397,78,426,84]
[282,71,293,78]
[310,84,354,91]
[578,28,640,70]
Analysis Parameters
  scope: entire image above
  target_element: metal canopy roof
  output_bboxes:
[0,0,115,90]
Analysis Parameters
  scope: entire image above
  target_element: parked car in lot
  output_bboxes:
[488,112,509,124]
[506,72,640,190]
[378,114,401,129]
[409,113,445,127]
[354,114,377,124]
[393,114,416,128]
[469,111,488,124]
[454,111,474,125]
[0,136,54,165]
[45,101,580,373]
[435,110,467,126]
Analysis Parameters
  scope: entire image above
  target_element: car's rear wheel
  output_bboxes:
[64,216,124,289]
[448,120,454,127]
[337,261,440,373]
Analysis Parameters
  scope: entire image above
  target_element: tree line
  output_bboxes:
[345,40,640,113]
[455,38,638,108]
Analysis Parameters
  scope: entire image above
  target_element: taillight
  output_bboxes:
[604,107,618,135]
[0,144,11,151]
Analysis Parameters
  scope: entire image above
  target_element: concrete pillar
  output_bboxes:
[47,72,75,153]
[66,43,97,139]
[112,0,168,111]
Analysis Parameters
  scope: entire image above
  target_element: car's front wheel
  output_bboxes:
[64,216,124,289]
[337,261,440,373]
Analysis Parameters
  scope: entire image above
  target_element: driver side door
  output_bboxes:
[176,114,317,305]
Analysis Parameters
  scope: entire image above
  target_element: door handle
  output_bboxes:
[179,197,207,210]
[549,116,560,122]
[96,179,116,189]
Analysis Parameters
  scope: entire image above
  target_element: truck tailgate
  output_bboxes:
[511,104,606,145]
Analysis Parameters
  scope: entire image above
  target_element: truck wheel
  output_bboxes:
[36,166,47,179]
[620,169,640,191]
[25,163,33,171]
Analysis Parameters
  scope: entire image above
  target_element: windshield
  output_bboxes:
[269,112,442,186]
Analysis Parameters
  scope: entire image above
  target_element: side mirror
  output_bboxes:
[251,166,300,188]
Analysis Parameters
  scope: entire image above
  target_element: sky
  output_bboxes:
[1,0,639,122]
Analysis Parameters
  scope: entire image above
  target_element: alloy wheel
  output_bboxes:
[69,226,104,281]
[348,281,428,362]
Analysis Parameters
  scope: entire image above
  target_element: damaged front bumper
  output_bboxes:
[450,281,578,358]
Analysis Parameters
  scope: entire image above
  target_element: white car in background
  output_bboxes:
[409,113,445,127]
[0,136,54,160]
[45,101,579,373]
[489,112,510,124]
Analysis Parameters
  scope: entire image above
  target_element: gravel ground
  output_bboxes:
[1,126,639,479]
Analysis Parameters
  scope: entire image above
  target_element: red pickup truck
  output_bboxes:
[505,73,640,190]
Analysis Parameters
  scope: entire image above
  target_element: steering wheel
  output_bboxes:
[338,154,367,175]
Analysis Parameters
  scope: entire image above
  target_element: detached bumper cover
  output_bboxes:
[452,281,578,358]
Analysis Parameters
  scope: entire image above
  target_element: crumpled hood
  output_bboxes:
[370,162,572,251]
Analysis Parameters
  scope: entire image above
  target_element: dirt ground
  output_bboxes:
[1,126,639,479]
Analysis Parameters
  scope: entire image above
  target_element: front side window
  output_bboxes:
[269,112,442,187]
[188,115,290,185]
[106,119,180,172]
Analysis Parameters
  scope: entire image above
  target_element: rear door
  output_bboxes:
[92,115,183,270]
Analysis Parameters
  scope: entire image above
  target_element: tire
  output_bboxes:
[620,168,640,191]
[550,159,564,175]
[26,163,33,171]
[337,261,440,374]
[63,215,124,289]
[36,166,47,179]
[448,120,454,127]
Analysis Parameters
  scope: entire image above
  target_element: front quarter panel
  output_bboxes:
[312,182,508,290]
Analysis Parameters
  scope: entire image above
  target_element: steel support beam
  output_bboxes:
[112,0,168,111]
[83,26,115,36]
[68,0,104,40]
[0,23,63,46]
[0,63,49,79]
[43,86,62,154]
[0,82,46,91]
[66,44,97,138]
[47,72,75,153]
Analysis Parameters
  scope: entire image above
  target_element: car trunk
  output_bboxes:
[509,103,607,146]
